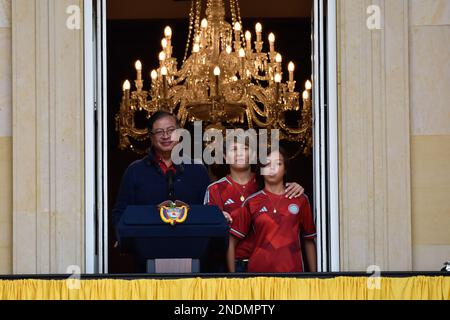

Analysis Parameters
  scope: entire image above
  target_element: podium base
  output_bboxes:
[146,259,200,274]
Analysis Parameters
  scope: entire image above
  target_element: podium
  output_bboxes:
[117,205,229,273]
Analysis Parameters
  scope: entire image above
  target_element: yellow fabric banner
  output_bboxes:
[0,276,449,300]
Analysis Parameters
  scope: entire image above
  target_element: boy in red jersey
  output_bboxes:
[204,139,305,272]
[229,147,317,273]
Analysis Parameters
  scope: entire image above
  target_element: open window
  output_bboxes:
[84,0,339,273]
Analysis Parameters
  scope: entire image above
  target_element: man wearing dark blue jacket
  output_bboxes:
[112,111,211,271]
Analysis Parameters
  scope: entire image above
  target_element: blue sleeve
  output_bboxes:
[197,165,211,204]
[112,165,136,232]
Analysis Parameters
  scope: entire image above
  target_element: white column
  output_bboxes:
[12,0,85,274]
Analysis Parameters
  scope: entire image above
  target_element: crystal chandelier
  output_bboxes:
[116,0,312,155]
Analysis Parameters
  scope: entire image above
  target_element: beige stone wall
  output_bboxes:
[409,0,450,271]
[338,0,413,271]
[12,0,85,274]
[338,0,450,271]
[0,0,12,274]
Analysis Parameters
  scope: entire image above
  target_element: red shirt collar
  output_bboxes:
[154,151,176,175]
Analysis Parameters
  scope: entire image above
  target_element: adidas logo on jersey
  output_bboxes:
[259,206,268,213]
[224,199,235,206]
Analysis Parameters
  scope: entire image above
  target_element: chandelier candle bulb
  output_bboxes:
[201,18,208,29]
[245,31,252,51]
[234,22,242,50]
[303,90,309,102]
[135,60,142,81]
[275,53,282,72]
[164,26,172,58]
[150,70,158,96]
[164,26,172,39]
[150,70,158,84]
[288,62,295,82]
[161,38,168,50]
[200,19,208,48]
[305,80,312,90]
[213,66,221,76]
[135,60,142,70]
[161,38,169,57]
[275,53,282,63]
[193,43,200,53]
[214,66,221,96]
[274,73,282,83]
[255,22,262,42]
[239,48,246,75]
[159,51,166,67]
[192,43,200,72]
[255,22,263,52]
[239,47,245,58]
[122,80,131,103]
[123,79,131,91]
[161,66,168,99]
[268,33,275,55]
[274,73,281,103]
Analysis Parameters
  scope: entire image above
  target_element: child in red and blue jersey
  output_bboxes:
[229,147,317,273]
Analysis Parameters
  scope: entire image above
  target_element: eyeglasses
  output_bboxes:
[152,127,177,138]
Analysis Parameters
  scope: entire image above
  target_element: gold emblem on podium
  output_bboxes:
[158,201,189,226]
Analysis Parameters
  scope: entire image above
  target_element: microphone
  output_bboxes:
[166,170,175,201]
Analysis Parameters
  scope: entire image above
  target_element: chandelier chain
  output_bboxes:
[230,0,236,29]
[182,0,197,64]
[194,0,202,39]
[234,0,244,43]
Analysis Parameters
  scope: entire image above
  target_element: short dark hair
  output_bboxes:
[147,111,179,132]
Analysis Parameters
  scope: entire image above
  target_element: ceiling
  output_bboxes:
[107,0,313,19]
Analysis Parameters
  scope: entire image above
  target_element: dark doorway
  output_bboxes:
[106,1,313,273]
